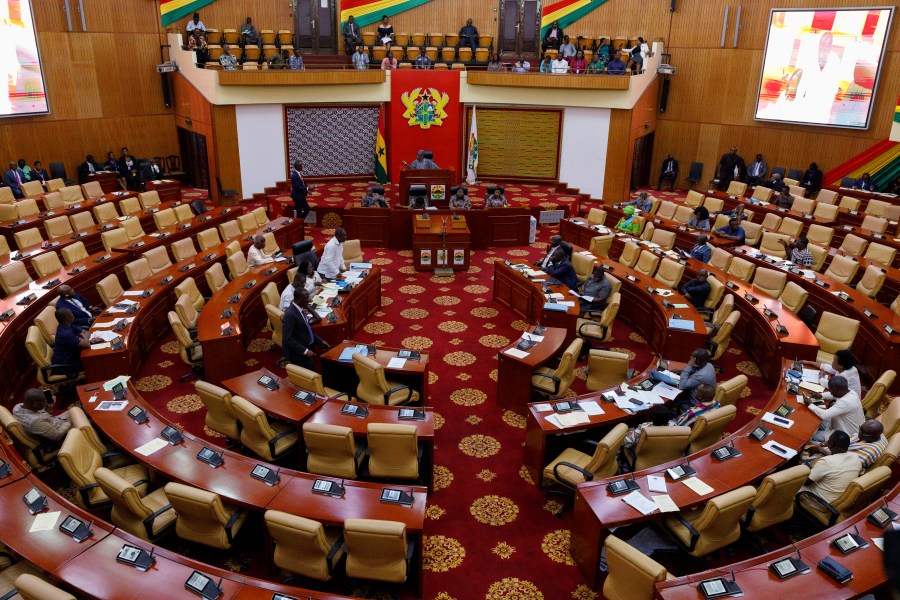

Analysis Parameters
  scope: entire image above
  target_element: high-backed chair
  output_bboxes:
[759,232,790,258]
[727,257,755,282]
[655,260,684,290]
[343,519,412,583]
[13,198,40,216]
[0,236,9,260]
[634,250,660,277]
[31,252,63,279]
[589,235,613,258]
[779,282,808,314]
[740,221,761,247]
[814,311,860,363]
[167,311,203,381]
[69,211,94,233]
[44,215,73,239]
[285,364,348,399]
[571,252,595,282]
[585,349,630,392]
[792,197,815,215]
[878,397,900,438]
[224,240,241,258]
[796,466,891,528]
[751,267,786,297]
[252,206,268,226]
[33,305,59,345]
[656,201,677,220]
[862,370,895,417]
[152,208,176,230]
[20,180,44,196]
[603,535,671,600]
[531,338,582,398]
[703,294,733,330]
[14,227,42,249]
[587,208,607,225]
[194,381,240,440]
[175,294,200,330]
[197,227,220,250]
[815,188,837,205]
[45,178,65,192]
[264,511,344,582]
[855,264,885,298]
[664,486,756,557]
[143,246,171,274]
[93,202,119,223]
[576,292,621,347]
[94,467,175,542]
[264,304,284,350]
[59,185,83,205]
[750,186,772,203]
[863,242,896,267]
[98,228,127,253]
[164,482,248,549]
[708,310,739,360]
[77,181,102,200]
[96,273,124,306]
[702,277,726,314]
[543,423,627,501]
[175,277,205,311]
[353,353,420,405]
[138,190,161,210]
[226,251,249,280]
[872,434,900,470]
[124,258,151,286]
[59,428,149,508]
[714,374,747,407]
[13,574,76,600]
[230,395,298,462]
[237,213,257,233]
[760,213,782,231]
[205,262,227,293]
[342,239,364,268]
[630,426,691,471]
[685,191,704,207]
[219,220,241,240]
[618,242,640,268]
[806,223,834,247]
[822,254,859,284]
[838,234,867,256]
[67,406,128,469]
[120,217,145,241]
[808,243,829,272]
[174,203,194,223]
[708,247,732,272]
[367,423,420,481]
[812,202,838,221]
[641,223,656,242]
[861,215,888,234]
[0,405,60,468]
[28,325,85,388]
[302,422,363,478]
[687,405,736,453]
[723,180,746,197]
[703,197,724,213]
[743,465,810,532]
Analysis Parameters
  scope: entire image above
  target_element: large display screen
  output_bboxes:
[1,0,49,117]
[755,7,893,130]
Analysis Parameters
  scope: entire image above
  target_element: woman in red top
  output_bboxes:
[571,49,587,74]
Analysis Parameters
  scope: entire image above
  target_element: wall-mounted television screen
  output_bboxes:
[755,7,893,130]
[1,0,49,117]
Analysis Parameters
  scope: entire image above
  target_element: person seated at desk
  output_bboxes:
[102,152,119,172]
[799,375,864,442]
[487,54,504,72]
[298,260,322,295]
[449,188,471,210]
[535,235,566,269]
[342,15,362,52]
[657,154,679,191]
[458,18,478,54]
[687,206,711,231]
[4,161,24,198]
[801,162,823,195]
[617,191,652,212]
[280,271,306,312]
[414,47,432,70]
[545,248,578,289]
[806,420,887,471]
[13,388,71,443]
[760,172,785,193]
[485,188,508,207]
[361,187,388,207]
[31,161,50,186]
[77,154,101,184]
[688,235,712,263]
[54,308,90,378]
[778,236,813,268]
[716,217,745,245]
[855,172,876,192]
[377,15,395,48]
[380,51,398,70]
[409,196,429,210]
[773,187,794,210]
[615,205,641,235]
[624,404,676,448]
[247,235,276,268]
[798,349,861,397]
[240,17,259,46]
[577,266,611,313]
[716,202,748,221]
[606,54,628,75]
[798,430,861,505]
[680,269,710,307]
[143,158,164,182]
[317,228,346,280]
[406,150,439,170]
[542,20,563,51]
[57,285,99,329]
[674,383,719,427]
[650,348,717,410]
[283,288,330,371]
[118,154,143,191]
[745,153,768,186]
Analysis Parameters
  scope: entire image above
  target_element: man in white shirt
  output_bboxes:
[798,430,861,505]
[536,235,564,270]
[317,228,347,280]
[802,375,864,442]
[186,13,205,34]
[551,57,569,74]
[247,235,275,268]
[280,271,306,312]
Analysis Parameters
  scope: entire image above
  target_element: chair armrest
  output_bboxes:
[32,440,59,465]
[328,392,350,400]
[267,428,296,458]
[41,364,78,381]
[741,505,756,527]
[672,513,700,552]
[326,535,345,575]
[131,479,149,490]
[405,539,416,561]
[0,589,19,600]
[582,310,606,319]
[552,461,594,489]
[578,321,608,340]
[101,449,127,464]
[78,482,101,506]
[795,491,839,527]
[705,339,719,356]
[531,372,561,395]
[185,342,203,363]
[224,508,244,544]
[696,307,714,317]
[384,385,413,406]
[143,504,174,538]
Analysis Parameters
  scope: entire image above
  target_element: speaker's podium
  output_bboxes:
[399,168,456,209]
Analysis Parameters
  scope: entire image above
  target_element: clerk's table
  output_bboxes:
[412,214,471,271]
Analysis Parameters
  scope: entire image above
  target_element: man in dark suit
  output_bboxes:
[77,154,101,184]
[118,154,143,191]
[291,161,316,220]
[343,16,361,54]
[56,285,99,329]
[4,162,24,198]
[855,172,876,192]
[801,162,823,195]
[657,154,679,191]
[714,147,745,190]
[282,288,330,370]
[143,158,163,181]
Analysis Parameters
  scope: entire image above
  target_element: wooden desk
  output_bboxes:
[86,171,120,194]
[412,214,471,271]
[496,325,567,412]
[312,267,382,348]
[111,207,235,257]
[827,247,900,304]
[223,368,326,424]
[398,167,455,209]
[830,223,900,269]
[825,184,898,206]
[0,443,29,488]
[321,341,430,403]
[145,179,182,203]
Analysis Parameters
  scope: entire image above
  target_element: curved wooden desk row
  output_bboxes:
[654,483,900,599]
[81,216,304,383]
[0,444,351,600]
[824,248,900,305]
[571,360,822,587]
[76,382,427,531]
[343,206,532,250]
[319,341,431,404]
[110,206,235,258]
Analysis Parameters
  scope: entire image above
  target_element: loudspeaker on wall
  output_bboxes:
[659,76,670,113]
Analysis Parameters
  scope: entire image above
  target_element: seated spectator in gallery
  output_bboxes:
[485,188,508,207]
[761,172,785,192]
[487,54,503,72]
[188,29,209,65]
[269,49,288,69]
[773,187,794,209]
[687,206,711,231]
[352,45,369,70]
[615,205,641,234]
[801,162,823,195]
[381,51,398,70]
[558,36,577,60]
[716,217,745,245]
[606,53,627,75]
[539,55,553,73]
[458,18,478,53]
[551,56,569,74]
[449,188,471,210]
[596,38,612,67]
[219,45,238,70]
[16,159,32,182]
[31,160,50,186]
[587,54,604,73]
[361,187,387,207]
[512,56,530,72]
[571,50,587,73]
[342,15,362,51]
[414,48,431,69]
[542,20,563,51]
[545,248,578,289]
[377,15,394,48]
[240,17,259,46]
[287,48,304,70]
[186,12,205,34]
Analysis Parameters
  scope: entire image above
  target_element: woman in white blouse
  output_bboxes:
[799,349,861,397]
[298,260,322,294]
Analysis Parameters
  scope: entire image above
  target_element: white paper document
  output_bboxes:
[556,412,591,427]
[647,475,667,493]
[761,412,794,429]
[533,403,553,412]
[682,477,714,496]
[387,357,407,369]
[102,376,130,391]
[622,491,658,515]
[652,495,679,512]
[653,383,681,400]
[135,438,169,456]
[670,303,689,309]
[544,414,565,429]
[504,348,529,359]
[96,400,128,411]
[29,511,61,533]
[91,331,121,342]
[801,369,821,383]
[521,332,544,343]
[579,401,604,416]
[762,440,797,459]
[90,343,111,350]
[122,291,144,297]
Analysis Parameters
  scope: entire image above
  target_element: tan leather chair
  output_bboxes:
[791,197,814,215]
[631,426,691,471]
[45,178,65,192]
[175,293,200,330]
[878,397,900,438]
[862,370,895,417]
[751,267,786,297]
[714,374,747,407]
[13,574,76,600]
[80,180,103,199]
[687,405,736,453]
[237,213,258,233]
[664,486,756,556]
[226,251,249,280]
[152,208,177,229]
[231,395,298,461]
[725,180,746,197]
[603,535,671,600]
[36,194,62,212]
[197,227,220,250]
[778,282,808,315]
[164,482,247,549]
[838,234,867,256]
[286,364,348,399]
[651,229,677,250]
[587,208,607,225]
[823,254,858,284]
[708,247,732,272]
[224,239,241,258]
[33,305,58,345]
[175,277,205,311]
[205,262,227,293]
[143,246,171,274]
[649,258,682,289]
[124,258,151,286]
[814,311,860,363]
[703,277,726,314]
[218,220,241,240]
[343,239,364,268]
[252,206,268,226]
[796,466,891,528]
[31,252,63,279]
[265,304,284,349]
[576,292,620,345]
[302,422,363,478]
[863,242,896,267]
[14,227,42,249]
[704,293,733,329]
[865,198,889,217]
[94,467,175,541]
[0,405,60,468]
[353,353,420,405]
[0,236,9,260]
[68,211,94,232]
[96,273,124,307]
[759,232,790,258]
[855,264,885,298]
[99,228,127,252]
[44,215,73,239]
[59,428,149,508]
[168,311,203,379]
[174,203,194,223]
[656,201,676,220]
[585,349,630,393]
[671,205,692,225]
[571,252,595,282]
[138,190,161,209]
[759,213,781,231]
[743,465,810,532]
[708,310,739,360]
[261,281,279,310]
[685,190,704,207]
[194,381,240,440]
[531,338,582,398]
[618,242,640,268]
[750,187,773,203]
[59,185,83,205]
[67,406,126,467]
[861,215,888,234]
[872,433,899,470]
[367,423,420,480]
[15,198,40,216]
[806,223,834,247]
[633,250,660,277]
[740,221,762,247]
[121,198,143,215]
[343,519,412,583]
[21,180,44,197]
[640,222,655,242]
[812,202,838,221]
[815,188,837,205]
[727,256,755,282]
[544,423,627,490]
[120,217,145,240]
[0,261,34,294]
[93,202,119,223]
[893,294,900,316]
[264,511,344,581]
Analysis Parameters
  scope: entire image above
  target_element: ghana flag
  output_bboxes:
[340,0,433,30]
[375,106,388,184]
[540,0,612,39]
[160,0,216,27]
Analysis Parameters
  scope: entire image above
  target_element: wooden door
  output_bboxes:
[498,0,541,56]
[177,127,208,190]
[631,132,654,192]
[294,0,338,54]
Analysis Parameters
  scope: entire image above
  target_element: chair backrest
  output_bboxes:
[45,177,65,192]
[69,210,94,232]
[14,227,43,249]
[838,234,867,256]
[219,220,241,240]
[143,246,172,274]
[653,258,684,288]
[759,213,781,230]
[714,374,747,407]
[13,574,76,600]
[792,197,815,215]
[302,422,358,478]
[44,215,73,239]
[59,185,83,204]
[779,281,808,314]
[0,261,33,294]
[806,223,834,247]
[227,251,249,280]
[703,197,724,213]
[778,217,803,237]
[0,405,46,468]
[343,518,408,583]
[603,534,669,600]
[164,481,236,548]
[822,254,859,284]
[863,242,896,267]
[751,267,786,297]
[94,467,159,540]
[261,281,279,308]
[656,201,676,220]
[750,186,772,203]
[138,190,161,209]
[710,295,734,329]
[587,208,607,225]
[120,217,145,240]
[634,250,660,276]
[265,304,284,348]
[252,206,268,226]
[353,353,391,404]
[725,180,746,196]
[175,293,199,329]
[58,428,104,506]
[862,370,895,416]
[704,277,725,310]
[152,208,177,229]
[687,405,736,453]
[367,423,419,480]
[873,433,900,470]
[830,466,892,520]
[634,426,691,471]
[286,364,328,396]
[855,265,885,298]
[230,395,282,461]
[590,235,613,258]
[571,252,595,282]
[194,380,240,440]
[67,406,108,456]
[264,511,334,581]
[651,229,676,250]
[726,256,755,282]
[585,349,629,393]
[686,486,757,556]
[16,198,40,217]
[812,202,838,221]
[96,273,124,306]
[809,243,829,272]
[815,311,860,356]
[759,231,790,258]
[549,338,582,396]
[671,205,693,225]
[205,262,227,293]
[708,247,732,272]
[34,305,58,345]
[815,189,837,205]
[618,242,640,268]
[171,237,197,263]
[174,203,194,223]
[878,397,900,438]
[343,239,364,265]
[81,181,103,199]
[125,258,152,286]
[175,277,204,311]
[224,240,241,258]
[197,227,220,250]
[861,215,888,234]
[740,221,762,247]
[31,252,63,278]
[745,464,810,532]
[640,222,655,242]
[585,422,628,479]
[93,202,119,223]
[685,191,704,207]
[237,213,258,233]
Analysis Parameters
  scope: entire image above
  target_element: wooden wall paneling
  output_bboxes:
[212,105,241,200]
[603,109,632,201]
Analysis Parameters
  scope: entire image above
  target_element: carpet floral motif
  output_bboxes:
[423,535,466,573]
[458,434,501,457]
[470,495,519,526]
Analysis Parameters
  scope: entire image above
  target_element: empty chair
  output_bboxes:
[571,252,595,282]
[94,467,175,541]
[67,406,128,469]
[60,241,88,266]
[343,239,364,268]
[175,294,200,330]
[237,212,258,233]
[0,261,33,294]
[630,426,691,471]
[812,202,838,221]
[353,353,420,405]
[138,190,161,210]
[584,350,630,393]
[654,258,684,288]
[226,251,249,280]
[174,203,194,223]
[778,217,803,237]
[224,240,241,257]
[45,177,65,192]
[143,246,172,274]
[343,518,413,583]
[589,235,613,257]
[367,423,420,480]
[684,162,703,187]
[93,202,119,223]
[708,247,732,272]
[0,405,60,468]
[743,465,810,532]
[265,304,284,349]
[618,242,640,268]
[725,180,746,196]
[779,281,808,314]
[13,197,40,215]
[650,229,676,250]
[21,180,44,196]
[656,201,677,220]
[672,205,694,225]
[714,374,747,407]
[806,223,834,247]
[31,252,63,278]
[865,198,889,217]
[701,278,726,315]
[120,217,145,240]
[704,293,734,330]
[861,215,888,234]
[863,242,896,267]
[26,326,82,387]
[252,206,268,226]
[168,311,203,381]
[44,215,73,239]
[152,207,177,229]
[664,486,756,557]
[792,197,815,215]
[175,277,205,311]
[634,250,660,277]
[603,535,671,600]
[741,221,763,247]
[587,207,607,225]
[171,237,197,263]
[751,267,787,297]
[302,422,363,478]
[286,365,348,400]
[640,222,655,242]
[760,213,782,231]
[855,265,885,298]
[543,423,627,498]
[759,231,790,257]
[708,310,739,359]
[230,395,298,461]
[576,293,621,346]
[58,428,149,508]
[862,370,895,417]
[687,405,736,453]
[703,197,724,214]
[14,227,42,249]
[683,191,704,208]
[796,466,891,527]
[69,211,94,232]
[164,482,248,549]
[81,180,104,199]
[96,274,124,306]
[124,258,152,286]
[13,574,76,600]
[816,189,838,205]
[119,197,142,215]
[727,256,755,282]
[264,511,344,582]
[197,227,220,250]
[59,185,84,205]
[531,338,582,398]
[814,311,860,363]
[0,236,9,260]
[195,381,240,440]
[839,234,868,256]
[822,254,858,284]
[750,186,773,203]
[205,262,227,293]
[218,220,241,240]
